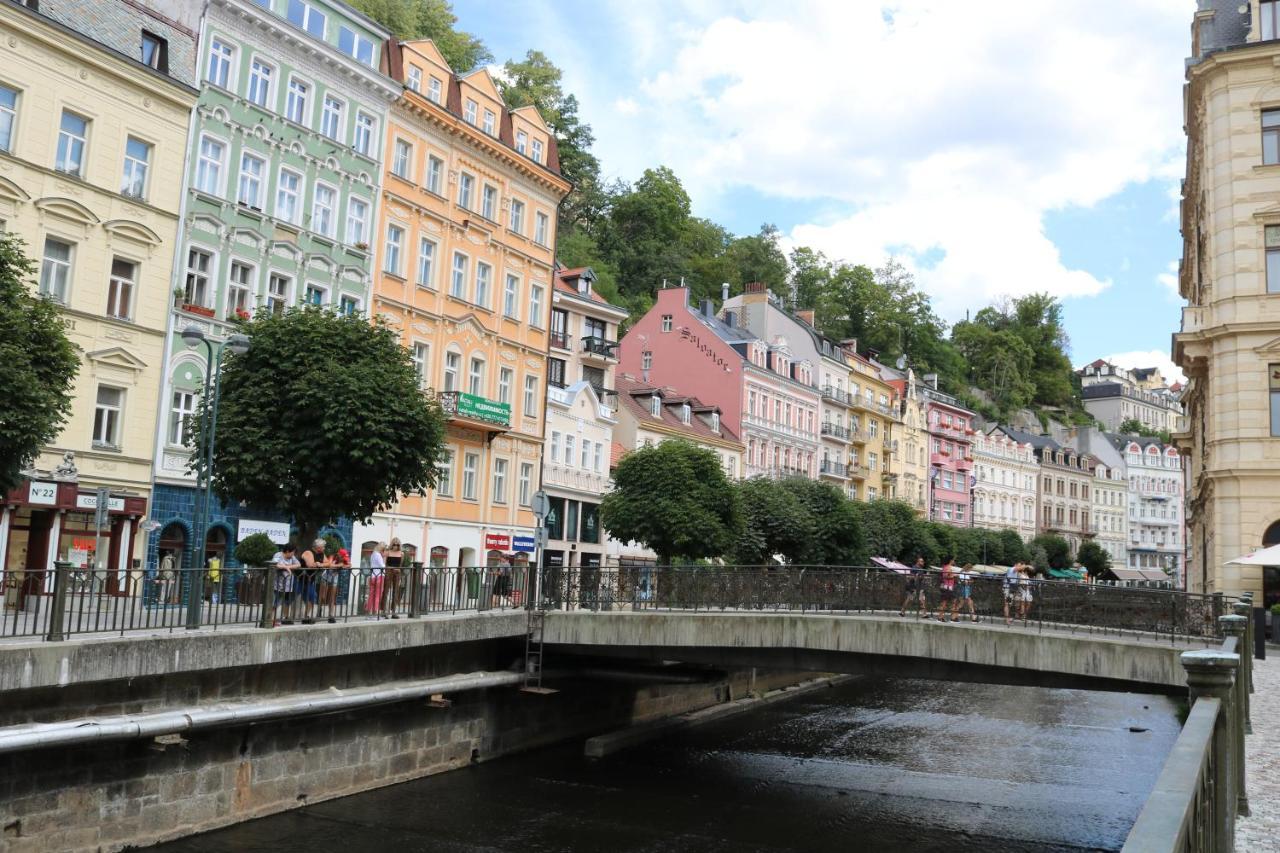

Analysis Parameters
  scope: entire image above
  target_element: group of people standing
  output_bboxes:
[899,557,1036,626]
[268,538,351,626]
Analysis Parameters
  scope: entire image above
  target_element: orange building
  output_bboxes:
[352,38,569,568]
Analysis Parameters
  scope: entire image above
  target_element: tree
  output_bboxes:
[1030,533,1072,570]
[1075,541,1111,578]
[600,441,740,564]
[600,166,693,298]
[997,529,1029,565]
[0,233,79,494]
[192,307,447,545]
[776,478,866,565]
[856,500,918,562]
[349,0,492,71]
[730,477,814,565]
[725,224,788,293]
[234,532,277,567]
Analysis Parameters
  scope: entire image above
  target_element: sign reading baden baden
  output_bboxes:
[238,519,292,544]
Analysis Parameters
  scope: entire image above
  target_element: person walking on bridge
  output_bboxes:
[900,555,929,618]
[956,563,978,623]
[935,556,957,622]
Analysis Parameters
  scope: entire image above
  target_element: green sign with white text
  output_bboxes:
[450,392,510,427]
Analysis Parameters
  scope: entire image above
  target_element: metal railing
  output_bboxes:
[820,422,850,441]
[538,565,1226,644]
[4,563,531,641]
[581,335,618,358]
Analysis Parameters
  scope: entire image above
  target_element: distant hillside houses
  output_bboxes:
[1077,360,1184,434]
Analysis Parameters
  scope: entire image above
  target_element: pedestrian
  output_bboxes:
[270,544,299,627]
[384,538,404,618]
[1004,561,1033,625]
[318,546,345,624]
[957,563,978,623]
[935,556,957,622]
[297,538,329,625]
[158,550,175,606]
[367,542,386,618]
[899,555,929,618]
[1020,563,1035,620]
[205,554,221,609]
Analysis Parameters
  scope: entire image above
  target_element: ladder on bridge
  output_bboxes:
[521,607,556,695]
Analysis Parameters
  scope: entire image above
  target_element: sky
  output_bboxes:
[457,0,1196,381]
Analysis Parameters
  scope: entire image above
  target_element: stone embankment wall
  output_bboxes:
[0,635,803,853]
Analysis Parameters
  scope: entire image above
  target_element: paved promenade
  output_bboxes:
[1236,650,1279,851]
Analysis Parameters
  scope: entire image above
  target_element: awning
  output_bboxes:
[871,557,910,574]
[1226,543,1280,565]
[1108,568,1170,583]
[969,564,1008,575]
[1047,568,1087,581]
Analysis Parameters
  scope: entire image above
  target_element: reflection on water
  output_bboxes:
[153,677,1179,853]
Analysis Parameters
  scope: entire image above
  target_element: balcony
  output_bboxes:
[549,331,571,350]
[819,460,848,479]
[820,422,851,442]
[821,385,850,405]
[763,465,811,480]
[849,426,867,444]
[437,391,510,431]
[849,464,870,479]
[581,335,619,361]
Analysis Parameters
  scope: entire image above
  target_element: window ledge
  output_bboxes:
[92,443,122,454]
[383,271,407,283]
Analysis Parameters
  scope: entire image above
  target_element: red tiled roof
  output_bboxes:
[610,441,626,469]
[555,268,616,307]
[614,375,742,447]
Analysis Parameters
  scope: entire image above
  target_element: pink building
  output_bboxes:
[618,287,821,479]
[922,383,976,526]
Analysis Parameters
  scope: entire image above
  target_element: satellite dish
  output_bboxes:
[895,355,906,370]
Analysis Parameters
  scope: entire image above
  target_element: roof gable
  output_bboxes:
[460,67,503,104]
[401,39,453,75]
[510,104,551,134]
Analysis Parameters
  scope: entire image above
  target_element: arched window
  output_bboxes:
[1263,520,1280,547]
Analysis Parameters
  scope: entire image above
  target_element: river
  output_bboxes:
[152,676,1180,852]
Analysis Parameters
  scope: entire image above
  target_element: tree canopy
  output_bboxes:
[349,0,491,71]
[0,233,79,494]
[191,307,447,543]
[729,477,815,565]
[1075,541,1111,578]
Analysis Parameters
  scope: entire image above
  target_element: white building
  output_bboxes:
[1109,435,1184,584]
[1092,462,1129,567]
[971,430,1038,540]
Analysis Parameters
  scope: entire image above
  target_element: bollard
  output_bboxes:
[1182,648,1240,850]
[1220,614,1251,820]
[258,564,276,629]
[1233,600,1254,707]
[45,560,72,642]
[408,561,422,618]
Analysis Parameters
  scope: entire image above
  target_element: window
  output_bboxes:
[462,452,478,500]
[237,152,265,208]
[106,257,135,320]
[120,137,151,199]
[287,0,326,38]
[483,109,496,135]
[492,458,507,503]
[178,247,210,307]
[530,285,544,327]
[1267,226,1280,294]
[475,262,491,307]
[482,184,497,221]
[0,85,15,152]
[337,25,375,66]
[426,155,443,195]
[535,211,549,245]
[464,98,478,124]
[93,387,124,448]
[141,32,168,72]
[411,343,429,389]
[444,351,460,392]
[515,130,527,154]
[550,308,568,346]
[428,76,442,104]
[531,138,544,164]
[207,38,233,87]
[1271,364,1280,437]
[469,356,485,396]
[417,238,436,287]
[311,97,342,144]
[338,294,358,316]
[1264,0,1280,41]
[503,274,519,318]
[196,135,224,194]
[450,252,468,298]
[519,463,533,506]
[38,238,72,303]
[286,78,310,125]
[550,431,561,463]
[581,439,591,468]
[346,197,368,244]
[55,111,88,176]
[247,58,274,107]
[548,358,566,388]
[565,435,576,468]
[524,375,538,417]
[593,442,603,472]
[267,273,290,315]
[227,261,253,318]
[498,367,513,404]
[392,139,412,180]
[650,396,661,417]
[384,224,404,274]
[407,66,422,92]
[510,199,525,234]
[662,314,673,333]
[313,183,335,236]
[275,168,301,224]
[436,449,454,496]
[304,283,327,306]
[458,172,474,209]
[169,390,196,446]
[354,112,376,156]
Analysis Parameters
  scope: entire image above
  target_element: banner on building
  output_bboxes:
[512,535,535,553]
[238,519,291,544]
[484,533,511,550]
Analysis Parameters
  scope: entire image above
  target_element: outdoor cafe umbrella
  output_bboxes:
[1225,543,1280,565]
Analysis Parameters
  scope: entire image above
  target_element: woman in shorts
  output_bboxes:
[957,563,977,623]
[934,556,957,622]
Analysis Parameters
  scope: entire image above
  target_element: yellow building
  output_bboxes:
[353,38,569,568]
[0,0,197,590]
[884,368,929,515]
[846,349,899,502]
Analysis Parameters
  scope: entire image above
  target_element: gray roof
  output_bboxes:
[1105,433,1170,452]
[993,426,1058,452]
[1193,0,1251,57]
[1081,383,1125,399]
[693,305,758,347]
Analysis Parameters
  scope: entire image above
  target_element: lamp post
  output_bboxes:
[181,325,250,629]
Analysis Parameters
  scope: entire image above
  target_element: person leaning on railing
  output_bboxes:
[269,544,299,628]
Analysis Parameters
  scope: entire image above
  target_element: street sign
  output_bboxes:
[531,490,550,522]
[94,487,110,531]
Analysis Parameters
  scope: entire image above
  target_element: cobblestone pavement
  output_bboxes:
[1236,651,1280,851]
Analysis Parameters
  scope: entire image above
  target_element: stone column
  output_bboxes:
[1220,614,1250,817]
[1182,647,1240,850]
[1232,599,1253,702]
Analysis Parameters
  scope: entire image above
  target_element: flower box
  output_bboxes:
[183,303,215,318]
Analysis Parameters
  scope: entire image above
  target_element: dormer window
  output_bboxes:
[681,403,691,424]
[578,274,591,297]
[711,412,720,432]
[464,99,478,125]
[650,395,661,417]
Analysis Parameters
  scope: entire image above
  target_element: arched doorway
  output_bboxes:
[156,522,187,606]
[205,526,228,567]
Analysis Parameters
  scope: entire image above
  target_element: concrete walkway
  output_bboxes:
[1236,651,1280,851]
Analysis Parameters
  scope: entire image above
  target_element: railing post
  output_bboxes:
[1219,614,1250,819]
[1232,600,1254,717]
[1182,647,1240,850]
[409,561,422,618]
[45,560,72,642]
[259,564,275,629]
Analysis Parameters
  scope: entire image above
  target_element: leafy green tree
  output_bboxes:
[855,500,918,561]
[776,478,866,565]
[725,224,788,293]
[1030,533,1072,570]
[997,529,1029,565]
[950,322,1037,415]
[191,307,447,546]
[1075,541,1111,578]
[600,167,694,298]
[0,233,79,494]
[349,0,492,71]
[234,532,277,567]
[730,477,814,565]
[600,441,741,564]
[1028,543,1049,574]
[789,246,833,311]
[900,519,941,565]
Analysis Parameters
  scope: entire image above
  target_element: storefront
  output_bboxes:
[2,478,148,609]
[541,497,604,570]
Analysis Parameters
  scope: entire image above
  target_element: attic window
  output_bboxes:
[578,276,591,297]
[650,395,661,417]
[711,412,720,432]
[681,403,691,424]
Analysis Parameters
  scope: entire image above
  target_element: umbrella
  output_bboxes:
[1225,543,1280,565]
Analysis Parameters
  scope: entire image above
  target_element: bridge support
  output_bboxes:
[1219,614,1249,818]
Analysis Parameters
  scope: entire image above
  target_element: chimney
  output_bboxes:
[744,282,766,294]
[700,299,714,317]
[721,282,730,301]
[923,373,939,390]
[724,310,736,328]
[796,309,815,327]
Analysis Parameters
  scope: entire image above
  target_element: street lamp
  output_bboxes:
[181,325,250,629]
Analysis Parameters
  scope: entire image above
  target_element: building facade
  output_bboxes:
[922,383,975,526]
[541,267,627,572]
[1092,461,1129,568]
[1174,0,1280,598]
[1081,382,1183,435]
[619,286,820,482]
[1000,429,1098,553]
[148,0,398,569]
[883,368,930,516]
[971,430,1038,540]
[351,38,568,569]
[848,352,898,502]
[1110,435,1184,583]
[0,0,197,597]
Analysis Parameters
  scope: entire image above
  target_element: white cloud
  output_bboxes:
[560,0,1194,318]
[1156,260,1179,295]
[1094,350,1186,385]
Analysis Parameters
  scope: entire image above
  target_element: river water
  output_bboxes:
[154,677,1180,853]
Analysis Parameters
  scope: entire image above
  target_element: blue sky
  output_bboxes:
[457,0,1192,379]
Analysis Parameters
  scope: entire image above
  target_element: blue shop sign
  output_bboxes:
[512,535,536,553]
